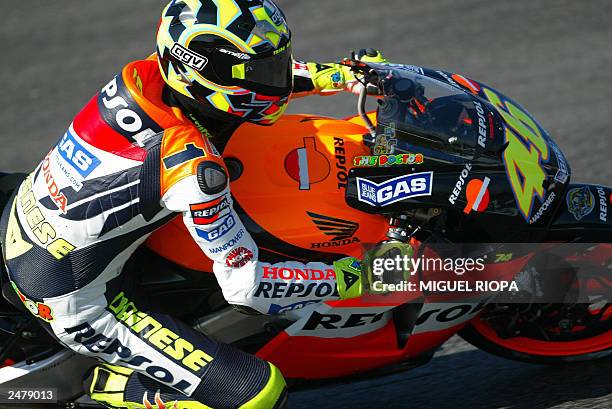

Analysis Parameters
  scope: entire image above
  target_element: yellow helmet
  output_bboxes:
[157,0,292,125]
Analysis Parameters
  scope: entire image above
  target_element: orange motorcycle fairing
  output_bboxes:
[146,114,389,271]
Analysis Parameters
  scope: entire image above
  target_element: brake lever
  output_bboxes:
[339,58,382,92]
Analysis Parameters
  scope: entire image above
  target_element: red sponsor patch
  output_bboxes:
[464,177,490,214]
[190,196,230,225]
[225,247,253,268]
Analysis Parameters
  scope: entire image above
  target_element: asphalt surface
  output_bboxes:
[0,1,610,408]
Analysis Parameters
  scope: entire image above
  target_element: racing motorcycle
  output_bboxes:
[0,60,610,407]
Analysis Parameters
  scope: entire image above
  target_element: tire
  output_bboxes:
[459,313,612,364]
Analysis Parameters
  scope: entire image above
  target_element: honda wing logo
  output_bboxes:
[307,212,358,241]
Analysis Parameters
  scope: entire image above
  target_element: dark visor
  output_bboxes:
[211,42,292,95]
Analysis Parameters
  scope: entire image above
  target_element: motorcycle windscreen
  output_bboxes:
[371,64,492,163]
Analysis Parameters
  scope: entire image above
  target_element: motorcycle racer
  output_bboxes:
[0,1,398,408]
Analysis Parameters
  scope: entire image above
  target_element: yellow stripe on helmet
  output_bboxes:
[213,0,242,28]
[208,92,231,112]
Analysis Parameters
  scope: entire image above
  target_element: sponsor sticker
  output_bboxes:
[225,247,253,268]
[262,266,337,280]
[334,138,348,189]
[263,0,286,26]
[268,300,320,314]
[356,172,433,207]
[373,123,398,155]
[464,177,491,214]
[218,48,250,60]
[170,43,208,71]
[307,212,360,248]
[12,283,54,322]
[529,192,556,224]
[8,175,75,260]
[57,130,101,178]
[353,153,424,167]
[208,229,245,254]
[284,137,330,190]
[596,187,607,222]
[63,291,215,394]
[254,281,338,299]
[190,196,230,225]
[566,186,595,221]
[99,76,161,146]
[473,100,487,149]
[195,215,235,242]
[448,163,472,205]
[551,143,569,184]
[301,311,385,332]
[41,151,68,213]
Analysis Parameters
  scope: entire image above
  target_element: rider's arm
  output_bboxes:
[291,50,387,98]
[291,60,348,97]
[160,128,357,314]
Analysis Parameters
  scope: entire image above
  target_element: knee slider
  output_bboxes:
[197,161,228,195]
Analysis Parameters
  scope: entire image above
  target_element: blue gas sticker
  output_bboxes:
[57,130,101,178]
[195,215,236,242]
[356,172,433,207]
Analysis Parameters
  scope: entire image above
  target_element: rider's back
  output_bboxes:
[0,59,216,301]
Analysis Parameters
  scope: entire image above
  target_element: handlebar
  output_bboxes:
[358,85,377,139]
[339,58,381,139]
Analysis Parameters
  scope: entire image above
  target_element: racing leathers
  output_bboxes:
[0,58,361,408]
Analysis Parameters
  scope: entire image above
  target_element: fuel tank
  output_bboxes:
[147,115,389,271]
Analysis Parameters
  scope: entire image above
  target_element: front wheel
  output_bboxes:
[459,302,612,364]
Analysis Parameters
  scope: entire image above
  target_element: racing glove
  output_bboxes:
[292,48,388,96]
[334,241,414,299]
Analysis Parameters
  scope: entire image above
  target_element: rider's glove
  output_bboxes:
[334,241,414,299]
[308,48,387,95]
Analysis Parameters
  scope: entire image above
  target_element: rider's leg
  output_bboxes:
[7,274,287,409]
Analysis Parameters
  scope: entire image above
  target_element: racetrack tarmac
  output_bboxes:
[0,1,610,408]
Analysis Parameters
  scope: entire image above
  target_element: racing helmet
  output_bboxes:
[157,0,292,125]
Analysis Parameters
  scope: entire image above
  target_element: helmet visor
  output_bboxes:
[211,42,293,96]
